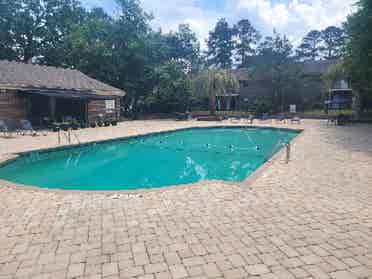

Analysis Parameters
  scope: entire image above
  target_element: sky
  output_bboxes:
[81,0,357,48]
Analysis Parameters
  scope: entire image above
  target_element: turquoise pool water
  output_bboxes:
[0,127,299,190]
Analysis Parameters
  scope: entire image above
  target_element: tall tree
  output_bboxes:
[146,60,193,112]
[296,30,322,61]
[234,19,261,68]
[345,0,372,116]
[111,0,153,115]
[0,0,85,63]
[206,18,235,69]
[164,24,200,73]
[257,31,293,66]
[63,8,115,83]
[1,0,45,62]
[193,70,239,114]
[0,0,19,60]
[256,31,299,112]
[42,0,86,66]
[321,26,345,60]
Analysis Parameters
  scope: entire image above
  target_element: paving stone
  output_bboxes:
[330,270,357,279]
[222,268,246,279]
[120,266,145,278]
[300,255,323,265]
[187,265,204,277]
[164,253,181,265]
[145,263,168,274]
[67,263,85,278]
[183,257,204,267]
[134,253,150,266]
[102,263,118,277]
[169,264,188,279]
[246,264,270,275]
[202,263,222,278]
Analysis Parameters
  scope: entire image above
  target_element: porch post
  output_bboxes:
[226,96,231,111]
[352,84,361,120]
[217,97,221,111]
[49,97,56,120]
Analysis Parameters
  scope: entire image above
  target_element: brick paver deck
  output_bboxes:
[0,120,371,279]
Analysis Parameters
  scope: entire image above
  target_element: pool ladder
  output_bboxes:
[58,129,82,145]
[267,139,291,164]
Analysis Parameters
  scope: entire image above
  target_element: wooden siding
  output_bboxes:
[0,89,27,120]
[87,97,121,123]
[238,75,326,108]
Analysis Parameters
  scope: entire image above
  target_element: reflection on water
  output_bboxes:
[0,127,298,190]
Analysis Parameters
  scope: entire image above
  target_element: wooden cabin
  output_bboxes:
[0,60,125,126]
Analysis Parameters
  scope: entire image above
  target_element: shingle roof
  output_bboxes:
[0,60,125,97]
[300,59,337,76]
[232,59,338,81]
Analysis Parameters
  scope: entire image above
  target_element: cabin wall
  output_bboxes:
[0,89,27,120]
[237,75,327,110]
[87,97,121,124]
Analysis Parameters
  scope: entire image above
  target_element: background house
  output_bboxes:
[231,60,340,112]
[0,61,125,125]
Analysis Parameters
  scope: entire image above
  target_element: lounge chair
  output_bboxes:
[336,114,351,126]
[245,114,254,124]
[20,119,39,136]
[290,116,301,124]
[230,117,241,123]
[260,113,270,121]
[174,112,188,121]
[5,119,22,135]
[97,114,105,127]
[327,115,337,126]
[0,120,9,136]
[63,116,79,130]
[276,113,286,123]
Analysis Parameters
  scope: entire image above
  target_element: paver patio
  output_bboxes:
[0,120,371,279]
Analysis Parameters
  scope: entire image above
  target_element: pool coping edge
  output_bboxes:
[0,124,304,194]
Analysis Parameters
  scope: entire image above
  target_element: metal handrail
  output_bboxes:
[58,129,82,145]
[70,130,81,145]
[266,139,291,164]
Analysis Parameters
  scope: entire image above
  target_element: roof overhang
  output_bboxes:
[330,88,353,92]
[216,94,240,97]
[19,89,117,100]
[0,84,125,97]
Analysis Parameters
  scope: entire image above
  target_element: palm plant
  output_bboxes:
[193,69,239,114]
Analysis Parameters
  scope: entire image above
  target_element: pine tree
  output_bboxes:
[206,18,235,69]
[296,30,322,61]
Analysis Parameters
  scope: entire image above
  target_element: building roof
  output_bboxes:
[300,59,337,76]
[232,59,338,81]
[0,60,125,97]
[230,68,250,81]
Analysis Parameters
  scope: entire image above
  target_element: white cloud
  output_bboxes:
[81,0,356,49]
[141,0,221,49]
[236,0,356,44]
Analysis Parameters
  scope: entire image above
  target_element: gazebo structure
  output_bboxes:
[0,60,125,126]
[324,79,353,124]
[216,94,240,111]
[325,80,353,110]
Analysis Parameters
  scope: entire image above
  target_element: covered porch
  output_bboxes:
[216,94,240,111]
[20,90,119,127]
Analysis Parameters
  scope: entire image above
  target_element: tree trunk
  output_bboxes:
[209,93,216,115]
[352,84,362,120]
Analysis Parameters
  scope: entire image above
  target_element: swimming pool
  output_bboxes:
[0,127,299,190]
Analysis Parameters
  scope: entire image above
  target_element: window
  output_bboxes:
[105,100,115,110]
[239,80,249,88]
